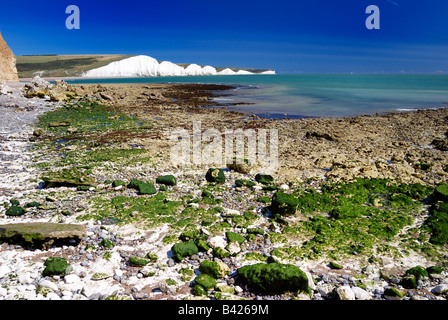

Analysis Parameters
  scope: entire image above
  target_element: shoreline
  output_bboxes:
[0,79,447,301]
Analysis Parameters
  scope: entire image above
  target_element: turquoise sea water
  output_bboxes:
[68,74,448,118]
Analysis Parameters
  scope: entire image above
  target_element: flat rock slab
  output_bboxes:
[0,222,86,249]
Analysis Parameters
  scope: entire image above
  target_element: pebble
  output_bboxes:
[0,266,11,278]
[432,284,448,295]
[64,274,81,284]
[39,279,59,292]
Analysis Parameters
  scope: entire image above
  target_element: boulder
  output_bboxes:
[171,241,198,262]
[42,257,73,277]
[225,231,246,245]
[0,84,12,95]
[227,158,252,174]
[24,76,51,98]
[434,184,448,202]
[23,76,73,101]
[270,190,299,216]
[383,287,405,300]
[334,286,356,300]
[0,222,86,249]
[205,168,225,183]
[156,175,177,186]
[199,260,229,279]
[237,262,310,295]
[138,182,157,195]
[255,173,273,185]
[5,206,26,216]
[194,273,216,290]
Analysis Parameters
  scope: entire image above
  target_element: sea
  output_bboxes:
[67,74,448,118]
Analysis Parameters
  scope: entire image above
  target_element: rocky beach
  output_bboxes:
[0,77,447,301]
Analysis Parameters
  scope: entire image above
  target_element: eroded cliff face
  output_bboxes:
[0,32,19,82]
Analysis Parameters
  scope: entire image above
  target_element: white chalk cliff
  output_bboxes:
[0,32,19,81]
[83,55,275,78]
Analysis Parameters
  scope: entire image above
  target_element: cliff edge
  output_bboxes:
[0,32,19,82]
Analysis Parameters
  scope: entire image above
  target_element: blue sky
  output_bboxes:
[0,0,447,73]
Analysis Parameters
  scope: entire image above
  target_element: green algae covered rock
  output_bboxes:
[42,257,73,277]
[5,206,26,217]
[128,256,151,267]
[426,201,448,245]
[156,175,177,186]
[270,190,299,216]
[194,273,217,290]
[434,184,448,202]
[255,174,273,185]
[226,231,246,245]
[401,275,417,289]
[99,239,115,249]
[171,241,198,262]
[199,260,229,279]
[329,261,343,270]
[112,180,126,188]
[237,262,309,295]
[138,182,157,195]
[193,284,207,296]
[205,168,225,184]
[235,179,256,188]
[405,266,428,280]
[213,247,230,259]
[127,179,144,189]
[384,287,405,299]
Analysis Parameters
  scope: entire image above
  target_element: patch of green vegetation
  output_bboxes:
[38,101,140,134]
[128,256,151,267]
[78,193,182,228]
[244,252,267,262]
[273,178,436,261]
[425,201,448,245]
[179,267,195,282]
